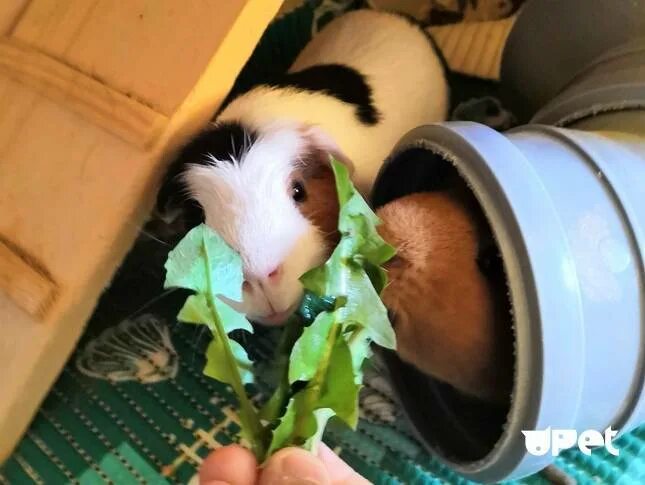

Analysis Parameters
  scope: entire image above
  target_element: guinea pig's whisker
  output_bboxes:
[124,220,172,247]
[190,325,210,365]
[230,134,237,159]
[141,229,172,247]
[243,129,253,154]
[119,288,181,324]
[317,228,340,243]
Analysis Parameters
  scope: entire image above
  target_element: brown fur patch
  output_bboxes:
[377,192,513,403]
[292,148,341,248]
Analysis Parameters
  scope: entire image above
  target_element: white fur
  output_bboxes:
[186,10,448,323]
[184,125,328,323]
[218,10,448,193]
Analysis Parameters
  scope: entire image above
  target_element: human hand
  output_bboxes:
[199,443,371,484]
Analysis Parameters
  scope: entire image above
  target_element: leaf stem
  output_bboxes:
[260,316,303,422]
[202,241,266,459]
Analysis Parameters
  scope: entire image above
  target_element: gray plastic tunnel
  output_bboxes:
[374,0,645,482]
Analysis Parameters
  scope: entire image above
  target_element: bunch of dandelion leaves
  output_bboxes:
[164,158,396,461]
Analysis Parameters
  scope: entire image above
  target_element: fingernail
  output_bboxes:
[261,449,330,485]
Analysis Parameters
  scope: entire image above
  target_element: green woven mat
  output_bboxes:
[2,1,643,484]
[1,313,643,485]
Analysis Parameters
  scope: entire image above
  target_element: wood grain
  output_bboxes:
[13,0,256,115]
[0,38,168,148]
[0,236,57,318]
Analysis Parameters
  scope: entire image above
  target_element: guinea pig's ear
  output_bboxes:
[300,125,355,174]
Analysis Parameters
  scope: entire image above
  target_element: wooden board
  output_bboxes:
[0,0,283,462]
[13,0,257,116]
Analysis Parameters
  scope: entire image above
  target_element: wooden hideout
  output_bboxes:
[0,0,282,461]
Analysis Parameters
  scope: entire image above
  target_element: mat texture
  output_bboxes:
[2,313,643,484]
[1,1,643,484]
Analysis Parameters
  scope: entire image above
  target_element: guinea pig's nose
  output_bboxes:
[242,280,253,293]
[242,265,283,291]
[266,265,283,284]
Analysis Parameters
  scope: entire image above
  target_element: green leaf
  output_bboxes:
[341,270,396,350]
[259,317,304,422]
[339,192,381,231]
[267,398,296,455]
[330,159,354,206]
[178,293,253,335]
[204,336,254,385]
[177,293,213,326]
[288,312,335,384]
[342,212,396,267]
[304,409,335,451]
[213,298,254,334]
[267,398,304,455]
[330,158,395,270]
[346,329,372,384]
[267,326,359,455]
[164,224,265,458]
[300,242,351,299]
[267,398,335,456]
[300,161,395,307]
[268,387,315,454]
[317,334,360,428]
[164,224,243,302]
[299,266,327,297]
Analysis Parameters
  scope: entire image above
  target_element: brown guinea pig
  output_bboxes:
[376,191,514,404]
[300,165,514,403]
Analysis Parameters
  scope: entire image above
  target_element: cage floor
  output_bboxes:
[1,314,643,484]
[2,1,644,483]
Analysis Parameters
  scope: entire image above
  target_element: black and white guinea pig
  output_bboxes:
[157,10,449,325]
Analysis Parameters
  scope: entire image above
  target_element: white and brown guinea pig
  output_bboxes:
[157,10,449,325]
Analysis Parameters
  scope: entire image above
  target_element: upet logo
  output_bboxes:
[522,427,619,457]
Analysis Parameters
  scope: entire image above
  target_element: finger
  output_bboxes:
[259,447,331,485]
[200,444,259,485]
[317,444,371,485]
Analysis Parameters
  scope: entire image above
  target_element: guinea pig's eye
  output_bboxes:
[291,181,307,203]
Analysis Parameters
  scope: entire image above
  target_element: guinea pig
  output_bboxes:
[156,9,449,325]
[376,191,514,403]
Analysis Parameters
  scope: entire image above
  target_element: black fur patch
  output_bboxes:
[265,64,381,125]
[156,121,257,227]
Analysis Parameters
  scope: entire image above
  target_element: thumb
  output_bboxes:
[259,448,331,485]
